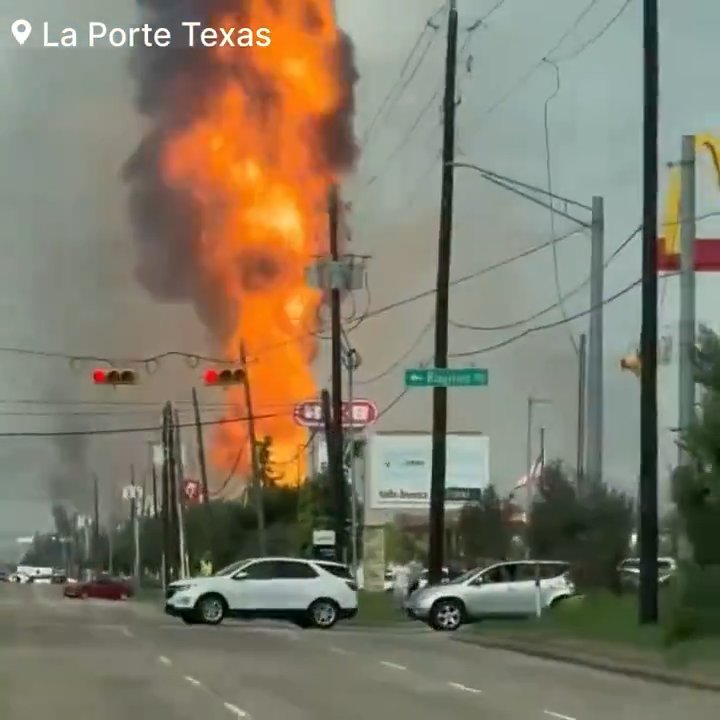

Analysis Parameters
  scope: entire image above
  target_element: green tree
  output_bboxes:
[528,461,633,590]
[672,326,720,566]
[457,485,511,563]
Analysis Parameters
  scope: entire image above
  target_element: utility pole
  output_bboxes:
[168,403,180,579]
[174,409,190,578]
[639,0,660,625]
[151,459,159,519]
[328,184,347,563]
[678,134,696,466]
[92,474,99,568]
[108,513,114,575]
[428,0,458,586]
[192,387,211,505]
[240,342,266,555]
[576,333,587,485]
[586,197,605,488]
[130,464,141,587]
[343,345,361,574]
[161,402,172,588]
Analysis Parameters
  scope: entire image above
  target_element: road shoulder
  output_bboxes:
[455,632,720,692]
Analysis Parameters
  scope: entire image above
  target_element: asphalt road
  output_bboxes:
[0,583,718,719]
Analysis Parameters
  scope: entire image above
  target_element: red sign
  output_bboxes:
[182,479,203,504]
[293,399,378,429]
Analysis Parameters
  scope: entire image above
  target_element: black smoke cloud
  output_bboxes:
[123,0,358,342]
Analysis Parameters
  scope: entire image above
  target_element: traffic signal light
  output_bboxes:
[92,368,138,385]
[620,353,641,377]
[203,368,246,386]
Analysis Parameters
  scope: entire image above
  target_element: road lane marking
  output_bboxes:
[448,681,482,694]
[223,702,249,717]
[185,675,203,687]
[380,660,406,670]
[122,627,133,637]
[158,656,172,666]
[544,711,577,720]
[329,646,354,655]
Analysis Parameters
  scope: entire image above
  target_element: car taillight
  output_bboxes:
[346,580,357,591]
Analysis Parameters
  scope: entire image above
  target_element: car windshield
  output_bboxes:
[213,560,251,577]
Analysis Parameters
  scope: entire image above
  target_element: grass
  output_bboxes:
[472,592,720,669]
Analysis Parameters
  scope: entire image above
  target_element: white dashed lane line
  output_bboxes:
[184,675,203,687]
[379,660,407,671]
[329,646,354,655]
[543,710,577,720]
[158,655,172,666]
[224,702,249,718]
[448,681,482,694]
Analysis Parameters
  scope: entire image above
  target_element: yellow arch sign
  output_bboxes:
[660,133,720,258]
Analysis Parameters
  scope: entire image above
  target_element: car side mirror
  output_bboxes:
[470,577,485,586]
[232,571,248,580]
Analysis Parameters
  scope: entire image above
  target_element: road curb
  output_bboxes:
[454,635,720,693]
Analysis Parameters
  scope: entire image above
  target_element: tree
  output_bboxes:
[528,461,634,590]
[457,485,511,563]
[672,326,720,566]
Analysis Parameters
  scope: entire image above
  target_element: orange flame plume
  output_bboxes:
[125,1,357,493]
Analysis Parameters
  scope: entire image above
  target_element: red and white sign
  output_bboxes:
[293,399,378,429]
[182,479,203,504]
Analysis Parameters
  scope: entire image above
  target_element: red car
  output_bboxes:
[64,573,134,600]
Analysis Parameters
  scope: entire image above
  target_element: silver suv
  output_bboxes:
[405,560,576,631]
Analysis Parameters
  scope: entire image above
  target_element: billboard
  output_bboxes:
[366,433,489,510]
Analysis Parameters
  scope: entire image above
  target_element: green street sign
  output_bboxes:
[404,367,488,388]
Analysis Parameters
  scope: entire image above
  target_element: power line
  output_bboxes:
[450,224,639,331]
[550,0,634,63]
[359,4,445,147]
[0,411,283,438]
[449,272,678,359]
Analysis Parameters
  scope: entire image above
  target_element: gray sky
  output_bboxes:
[1,0,719,548]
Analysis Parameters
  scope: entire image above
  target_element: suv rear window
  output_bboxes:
[318,562,352,579]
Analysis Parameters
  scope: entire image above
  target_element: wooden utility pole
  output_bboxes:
[192,387,211,505]
[92,474,100,568]
[327,185,347,563]
[240,343,266,554]
[428,0,458,585]
[161,403,172,588]
[167,402,179,579]
[639,0,659,625]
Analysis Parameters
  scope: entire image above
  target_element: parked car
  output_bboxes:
[617,557,677,589]
[405,560,576,631]
[165,556,358,628]
[64,573,134,600]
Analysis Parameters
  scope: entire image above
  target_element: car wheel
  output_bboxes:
[429,598,464,631]
[307,599,339,629]
[196,594,226,625]
[181,613,199,625]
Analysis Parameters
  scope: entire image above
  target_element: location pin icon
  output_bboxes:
[11,19,32,46]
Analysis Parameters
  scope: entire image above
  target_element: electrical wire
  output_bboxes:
[479,0,601,119]
[449,271,679,359]
[450,224,640,331]
[359,3,445,148]
[549,0,634,63]
[355,318,435,385]
[0,411,282,438]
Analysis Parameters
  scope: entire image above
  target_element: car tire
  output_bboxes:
[428,598,464,631]
[307,598,339,629]
[196,593,226,625]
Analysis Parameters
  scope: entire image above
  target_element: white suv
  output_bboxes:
[405,560,576,631]
[165,557,358,629]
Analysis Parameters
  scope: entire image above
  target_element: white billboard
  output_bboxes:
[366,433,489,510]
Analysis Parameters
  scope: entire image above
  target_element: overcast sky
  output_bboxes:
[1,0,719,550]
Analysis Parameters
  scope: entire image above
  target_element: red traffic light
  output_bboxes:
[203,367,245,386]
[92,368,138,385]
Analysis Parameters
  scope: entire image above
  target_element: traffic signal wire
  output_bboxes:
[0,411,283,438]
